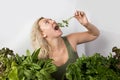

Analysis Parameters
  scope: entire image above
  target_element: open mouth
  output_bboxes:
[54,25,59,30]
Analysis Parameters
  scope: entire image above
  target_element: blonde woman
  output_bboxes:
[31,11,100,80]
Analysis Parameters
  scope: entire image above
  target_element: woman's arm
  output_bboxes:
[75,11,100,37]
[67,11,100,50]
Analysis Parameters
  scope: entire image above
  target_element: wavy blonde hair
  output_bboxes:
[31,17,51,59]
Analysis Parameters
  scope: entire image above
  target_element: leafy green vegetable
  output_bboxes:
[0,48,15,80]
[14,49,57,80]
[58,16,73,27]
[65,52,120,80]
[1,46,120,80]
[8,61,19,80]
[0,48,57,80]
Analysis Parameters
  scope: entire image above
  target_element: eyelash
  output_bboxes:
[45,20,49,24]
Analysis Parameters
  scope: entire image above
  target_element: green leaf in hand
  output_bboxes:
[58,16,74,27]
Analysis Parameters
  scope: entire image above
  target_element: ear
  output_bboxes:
[43,34,47,38]
[41,31,47,38]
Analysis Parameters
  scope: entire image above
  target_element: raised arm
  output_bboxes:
[67,11,100,51]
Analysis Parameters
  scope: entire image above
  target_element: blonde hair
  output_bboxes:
[31,17,51,59]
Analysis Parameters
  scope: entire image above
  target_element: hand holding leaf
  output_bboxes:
[74,11,89,26]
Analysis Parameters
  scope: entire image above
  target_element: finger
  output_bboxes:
[80,12,83,15]
[81,11,85,16]
[74,10,84,18]
[75,10,79,16]
[75,12,77,16]
[76,11,82,17]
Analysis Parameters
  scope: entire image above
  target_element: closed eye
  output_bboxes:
[45,20,49,24]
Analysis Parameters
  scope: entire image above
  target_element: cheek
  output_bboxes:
[40,26,54,36]
[41,25,51,31]
[43,27,52,32]
[42,28,53,36]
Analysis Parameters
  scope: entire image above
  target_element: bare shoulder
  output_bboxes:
[66,31,98,45]
[65,33,79,51]
[66,32,83,44]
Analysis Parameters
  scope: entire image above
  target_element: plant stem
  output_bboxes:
[66,16,74,22]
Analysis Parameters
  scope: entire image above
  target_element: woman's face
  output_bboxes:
[38,18,63,38]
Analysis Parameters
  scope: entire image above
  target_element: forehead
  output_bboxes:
[38,18,52,25]
[38,18,46,25]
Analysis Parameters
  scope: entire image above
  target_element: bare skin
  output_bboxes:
[38,11,100,66]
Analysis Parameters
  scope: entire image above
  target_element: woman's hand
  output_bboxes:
[74,11,89,26]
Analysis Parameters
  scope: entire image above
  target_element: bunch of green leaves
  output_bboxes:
[111,46,120,73]
[58,16,73,27]
[65,52,120,80]
[0,48,57,80]
[0,48,15,80]
[8,48,57,80]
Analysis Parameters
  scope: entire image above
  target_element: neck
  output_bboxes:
[46,37,63,51]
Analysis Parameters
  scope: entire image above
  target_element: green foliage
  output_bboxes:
[1,46,120,80]
[65,52,120,80]
[0,48,57,80]
[0,48,15,80]
[58,16,73,27]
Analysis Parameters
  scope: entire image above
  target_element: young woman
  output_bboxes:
[31,11,100,80]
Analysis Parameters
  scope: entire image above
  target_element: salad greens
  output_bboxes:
[64,47,120,80]
[58,16,74,27]
[0,48,57,80]
[0,48,15,80]
[1,46,120,80]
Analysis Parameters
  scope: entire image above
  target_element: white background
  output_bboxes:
[0,0,120,56]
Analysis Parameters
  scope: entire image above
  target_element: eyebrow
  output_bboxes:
[39,18,52,26]
[42,18,52,23]
[38,17,44,22]
[43,19,47,22]
[38,18,46,24]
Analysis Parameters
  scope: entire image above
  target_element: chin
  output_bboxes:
[56,32,63,37]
